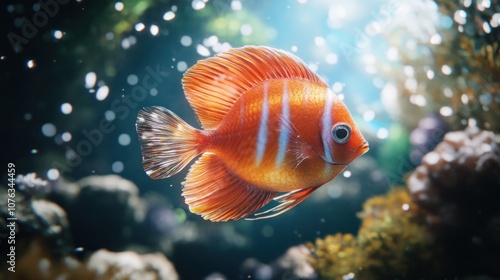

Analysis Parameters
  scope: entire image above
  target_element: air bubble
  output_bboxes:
[96,85,110,101]
[105,110,115,121]
[60,103,72,114]
[192,0,205,10]
[439,106,453,117]
[453,10,467,25]
[47,168,60,180]
[27,60,36,68]
[85,72,97,88]
[127,74,138,85]
[118,134,131,146]
[163,11,175,21]
[377,128,389,139]
[112,161,124,173]
[231,0,242,10]
[196,44,210,57]
[363,110,375,122]
[332,82,344,93]
[53,30,63,39]
[177,61,187,72]
[114,2,124,11]
[41,123,56,137]
[240,24,252,36]
[150,25,159,36]
[325,53,338,64]
[135,23,145,32]
[61,132,72,142]
[180,36,192,47]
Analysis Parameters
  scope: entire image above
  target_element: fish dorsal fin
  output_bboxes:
[182,46,328,129]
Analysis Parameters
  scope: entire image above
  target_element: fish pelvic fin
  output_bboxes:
[182,153,277,222]
[136,106,204,180]
[246,186,321,220]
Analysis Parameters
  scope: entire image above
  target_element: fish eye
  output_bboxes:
[332,123,351,144]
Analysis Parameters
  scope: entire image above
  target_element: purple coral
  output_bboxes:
[407,125,500,276]
[409,113,449,166]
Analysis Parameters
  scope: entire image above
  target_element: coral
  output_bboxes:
[409,113,449,165]
[364,0,500,131]
[204,272,228,280]
[275,245,317,279]
[309,126,500,279]
[308,188,443,280]
[0,184,73,258]
[430,0,500,131]
[49,175,146,251]
[0,174,179,280]
[7,238,179,280]
[239,245,317,280]
[15,173,49,196]
[407,126,500,225]
[356,189,441,279]
[8,237,90,280]
[407,126,500,276]
[307,233,360,280]
[85,249,178,280]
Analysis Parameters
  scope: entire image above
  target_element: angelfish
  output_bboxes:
[136,46,369,222]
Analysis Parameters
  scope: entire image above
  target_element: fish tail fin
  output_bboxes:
[136,106,205,180]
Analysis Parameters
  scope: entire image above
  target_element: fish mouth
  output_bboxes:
[358,141,369,154]
[314,141,369,166]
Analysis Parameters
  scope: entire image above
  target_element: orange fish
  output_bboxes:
[136,46,369,222]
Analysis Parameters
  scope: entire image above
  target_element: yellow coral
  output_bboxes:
[366,0,500,131]
[308,188,444,280]
[307,233,361,280]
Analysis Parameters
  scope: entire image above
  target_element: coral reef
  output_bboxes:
[356,188,441,279]
[308,188,443,280]
[407,125,500,276]
[0,174,178,280]
[239,245,317,280]
[7,238,178,280]
[276,245,317,279]
[364,0,500,131]
[409,113,449,165]
[0,176,73,258]
[15,173,50,195]
[308,126,500,279]
[307,233,359,280]
[39,174,257,279]
[85,249,178,280]
[49,175,146,251]
[429,0,500,131]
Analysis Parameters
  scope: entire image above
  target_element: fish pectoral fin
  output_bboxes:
[276,115,314,169]
[288,139,316,170]
[182,153,276,222]
[246,186,321,220]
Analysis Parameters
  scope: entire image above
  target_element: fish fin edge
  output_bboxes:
[246,185,321,220]
[182,153,276,222]
[136,106,202,180]
[182,46,328,129]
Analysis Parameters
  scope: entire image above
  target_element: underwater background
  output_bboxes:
[1,0,499,279]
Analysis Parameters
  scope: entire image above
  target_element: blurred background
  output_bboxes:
[1,0,499,279]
